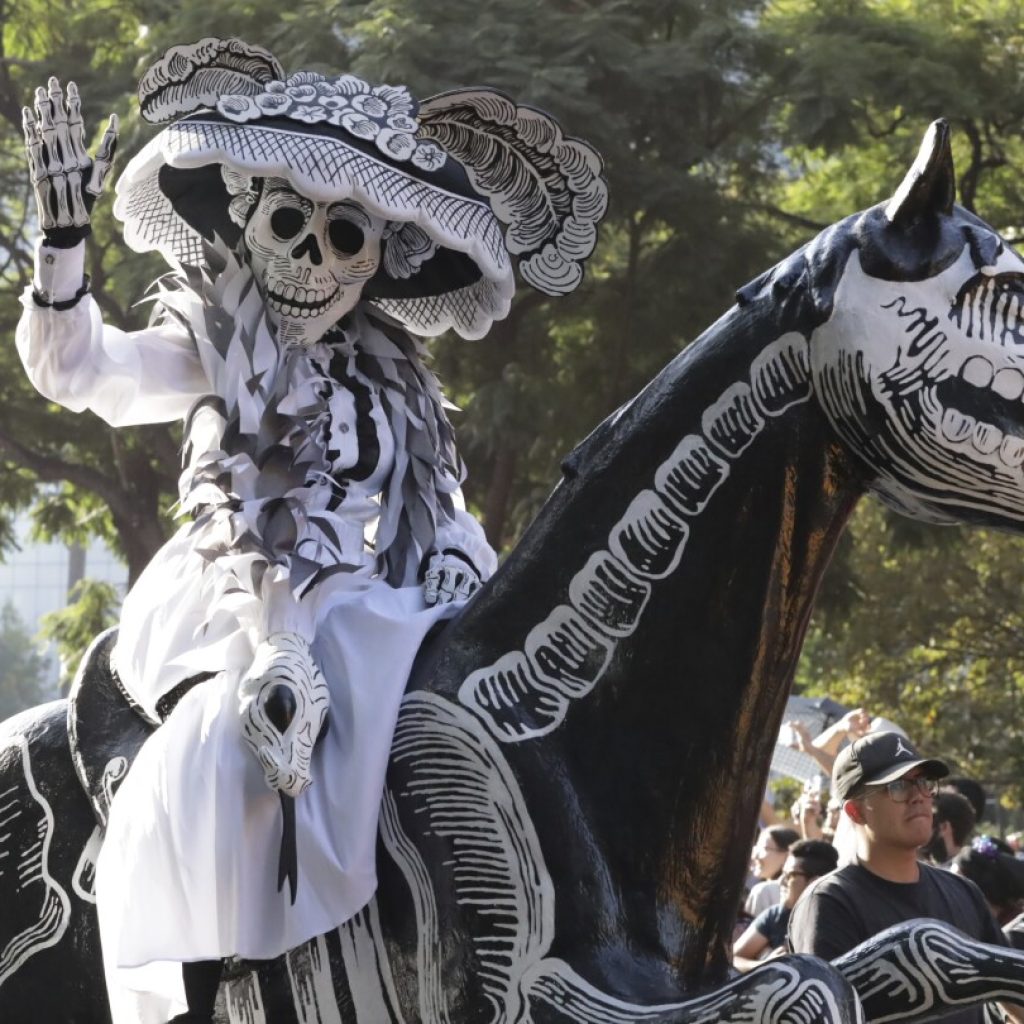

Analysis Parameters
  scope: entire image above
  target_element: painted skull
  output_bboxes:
[809,125,1024,529]
[243,177,385,346]
[238,632,329,798]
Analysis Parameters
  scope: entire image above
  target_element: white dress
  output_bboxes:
[17,239,496,1017]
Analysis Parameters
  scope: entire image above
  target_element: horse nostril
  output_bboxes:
[265,684,297,733]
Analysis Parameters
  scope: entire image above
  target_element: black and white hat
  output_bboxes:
[832,731,949,802]
[113,37,608,339]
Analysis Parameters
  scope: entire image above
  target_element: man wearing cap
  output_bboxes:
[788,732,1020,1024]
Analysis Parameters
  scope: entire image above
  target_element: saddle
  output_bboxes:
[66,628,205,826]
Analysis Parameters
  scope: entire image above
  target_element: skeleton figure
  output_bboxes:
[238,176,387,346]
[16,37,605,1024]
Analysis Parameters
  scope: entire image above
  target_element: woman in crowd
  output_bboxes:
[952,836,1024,948]
[744,825,801,918]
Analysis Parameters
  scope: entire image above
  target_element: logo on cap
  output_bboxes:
[893,737,912,758]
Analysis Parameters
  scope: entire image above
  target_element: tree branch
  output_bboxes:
[0,423,125,509]
[743,201,829,233]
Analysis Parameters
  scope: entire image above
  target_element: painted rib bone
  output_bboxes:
[459,332,811,743]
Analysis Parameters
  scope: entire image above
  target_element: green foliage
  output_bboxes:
[0,1,1022,803]
[797,505,1024,806]
[0,599,48,720]
[39,578,119,688]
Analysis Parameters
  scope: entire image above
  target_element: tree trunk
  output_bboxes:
[482,444,519,552]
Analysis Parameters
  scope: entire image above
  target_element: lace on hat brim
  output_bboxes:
[114,119,515,339]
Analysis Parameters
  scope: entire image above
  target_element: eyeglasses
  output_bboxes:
[866,776,939,803]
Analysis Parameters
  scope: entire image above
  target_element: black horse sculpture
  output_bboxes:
[2,121,1024,1023]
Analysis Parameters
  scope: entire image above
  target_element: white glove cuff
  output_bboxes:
[33,237,86,304]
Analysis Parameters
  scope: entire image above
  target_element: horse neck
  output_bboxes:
[422,300,868,992]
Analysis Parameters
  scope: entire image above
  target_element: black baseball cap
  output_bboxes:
[832,731,949,802]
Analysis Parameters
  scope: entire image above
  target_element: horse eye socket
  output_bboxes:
[270,206,305,240]
[329,219,365,256]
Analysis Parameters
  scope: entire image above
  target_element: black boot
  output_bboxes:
[167,959,222,1023]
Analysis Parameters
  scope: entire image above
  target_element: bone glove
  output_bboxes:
[23,77,118,251]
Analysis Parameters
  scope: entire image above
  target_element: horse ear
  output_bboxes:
[416,89,608,296]
[885,119,956,227]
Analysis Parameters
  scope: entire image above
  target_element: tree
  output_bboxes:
[796,505,1024,806]
[0,599,48,719]
[325,0,794,547]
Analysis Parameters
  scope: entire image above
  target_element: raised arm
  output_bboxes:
[17,78,207,427]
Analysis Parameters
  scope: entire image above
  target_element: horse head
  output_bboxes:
[799,120,1024,528]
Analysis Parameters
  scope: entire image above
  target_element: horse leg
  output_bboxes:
[0,701,109,1023]
[835,919,1024,1022]
[520,954,863,1023]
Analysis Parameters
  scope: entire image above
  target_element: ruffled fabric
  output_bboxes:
[111,246,493,716]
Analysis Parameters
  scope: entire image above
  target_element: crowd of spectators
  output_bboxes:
[733,708,1024,987]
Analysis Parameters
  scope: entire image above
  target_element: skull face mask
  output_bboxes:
[243,177,385,346]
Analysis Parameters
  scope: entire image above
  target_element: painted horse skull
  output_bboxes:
[809,121,1024,529]
[243,176,385,347]
[237,631,329,797]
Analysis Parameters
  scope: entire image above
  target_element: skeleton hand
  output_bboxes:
[238,632,328,799]
[423,548,482,606]
[22,78,118,247]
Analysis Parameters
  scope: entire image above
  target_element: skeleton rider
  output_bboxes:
[16,38,606,1024]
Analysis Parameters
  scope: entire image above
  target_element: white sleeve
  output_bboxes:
[16,240,209,428]
[433,492,498,581]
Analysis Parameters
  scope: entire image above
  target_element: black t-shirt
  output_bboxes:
[753,903,790,949]
[788,862,1005,1024]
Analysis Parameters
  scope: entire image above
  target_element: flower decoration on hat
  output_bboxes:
[215,73,446,172]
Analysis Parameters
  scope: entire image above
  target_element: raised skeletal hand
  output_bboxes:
[22,77,118,246]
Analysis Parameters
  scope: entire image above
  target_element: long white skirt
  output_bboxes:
[95,577,456,1019]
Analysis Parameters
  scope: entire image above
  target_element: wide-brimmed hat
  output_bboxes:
[114,38,608,339]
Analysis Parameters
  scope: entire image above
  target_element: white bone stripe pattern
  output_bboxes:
[238,632,329,797]
[0,735,71,985]
[458,332,812,743]
[520,956,862,1024]
[386,693,554,1017]
[836,920,1024,1021]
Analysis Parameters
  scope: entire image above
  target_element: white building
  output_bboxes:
[0,516,127,692]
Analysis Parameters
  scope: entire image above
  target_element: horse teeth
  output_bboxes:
[960,356,994,388]
[283,284,297,301]
[941,408,975,443]
[999,435,1024,467]
[972,421,1002,454]
[993,367,1024,400]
